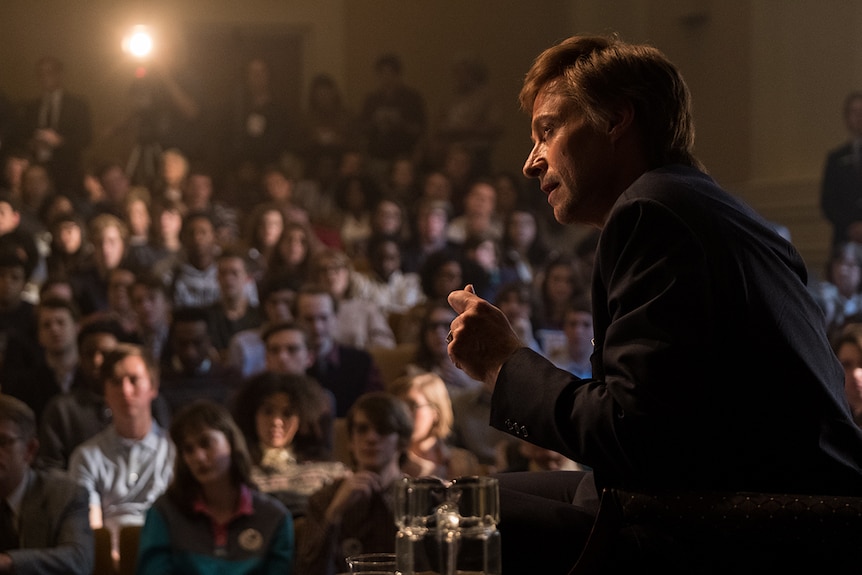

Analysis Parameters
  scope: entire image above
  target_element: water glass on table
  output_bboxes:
[345,552,397,573]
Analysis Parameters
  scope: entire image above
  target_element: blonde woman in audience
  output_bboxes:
[390,372,480,479]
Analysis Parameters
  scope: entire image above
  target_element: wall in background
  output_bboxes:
[2,0,861,272]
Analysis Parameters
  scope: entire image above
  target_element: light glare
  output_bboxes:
[123,26,154,59]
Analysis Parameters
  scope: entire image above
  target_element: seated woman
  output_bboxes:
[297,392,412,575]
[310,246,396,350]
[136,400,294,575]
[232,371,348,516]
[390,372,481,479]
[406,299,483,401]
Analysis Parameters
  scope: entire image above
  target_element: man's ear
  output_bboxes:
[607,101,635,142]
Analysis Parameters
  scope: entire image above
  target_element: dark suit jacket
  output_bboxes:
[490,164,862,497]
[19,91,92,193]
[820,141,862,248]
[7,468,93,575]
[307,344,384,418]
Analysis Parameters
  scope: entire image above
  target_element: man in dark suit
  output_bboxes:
[447,35,862,574]
[0,394,93,574]
[294,285,384,418]
[821,91,862,250]
[17,56,92,197]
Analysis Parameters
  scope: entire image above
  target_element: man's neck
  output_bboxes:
[46,348,78,373]
[114,416,153,441]
[316,335,334,355]
[222,297,248,320]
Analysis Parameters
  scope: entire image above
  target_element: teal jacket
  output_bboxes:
[136,486,294,575]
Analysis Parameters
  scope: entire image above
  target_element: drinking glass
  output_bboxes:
[346,552,397,574]
[394,475,501,575]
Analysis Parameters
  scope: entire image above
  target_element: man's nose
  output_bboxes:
[523,146,542,178]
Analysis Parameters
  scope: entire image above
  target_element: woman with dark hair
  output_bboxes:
[264,220,317,288]
[136,399,294,575]
[332,173,382,262]
[297,391,412,575]
[406,298,482,401]
[240,201,285,284]
[231,371,347,515]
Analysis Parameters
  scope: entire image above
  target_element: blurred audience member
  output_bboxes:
[810,240,862,339]
[69,344,175,558]
[295,285,384,417]
[311,247,396,350]
[18,56,92,196]
[232,371,347,516]
[136,399,294,574]
[298,392,411,575]
[391,372,480,479]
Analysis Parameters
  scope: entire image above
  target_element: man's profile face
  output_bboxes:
[522,86,616,227]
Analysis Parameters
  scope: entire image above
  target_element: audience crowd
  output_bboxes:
[3,48,861,575]
[0,49,600,574]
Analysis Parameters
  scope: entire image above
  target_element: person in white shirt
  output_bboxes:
[69,344,174,559]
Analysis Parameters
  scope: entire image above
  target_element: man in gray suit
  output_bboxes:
[0,394,92,574]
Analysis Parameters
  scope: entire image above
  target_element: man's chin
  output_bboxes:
[553,205,576,225]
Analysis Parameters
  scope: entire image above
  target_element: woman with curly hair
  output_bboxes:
[231,371,347,516]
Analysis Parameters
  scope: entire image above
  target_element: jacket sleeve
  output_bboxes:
[9,478,94,575]
[296,485,341,575]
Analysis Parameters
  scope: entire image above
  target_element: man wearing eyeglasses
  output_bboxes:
[0,394,92,574]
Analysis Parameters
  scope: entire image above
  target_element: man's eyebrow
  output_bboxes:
[530,112,557,129]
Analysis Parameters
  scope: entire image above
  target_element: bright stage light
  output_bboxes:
[123,26,154,59]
